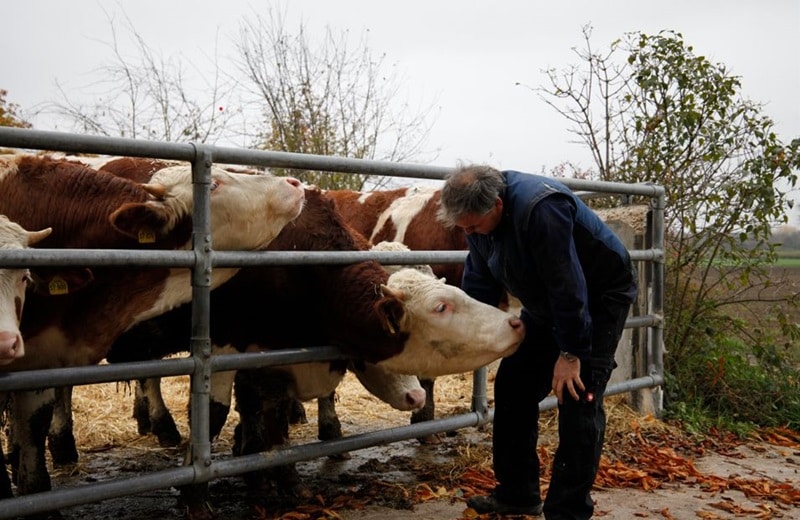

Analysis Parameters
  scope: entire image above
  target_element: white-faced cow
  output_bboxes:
[0,153,305,499]
[0,216,52,366]
[0,215,54,496]
[320,186,474,441]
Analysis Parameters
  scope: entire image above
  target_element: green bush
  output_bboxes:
[664,332,800,433]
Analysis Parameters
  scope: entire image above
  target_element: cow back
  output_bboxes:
[327,187,468,288]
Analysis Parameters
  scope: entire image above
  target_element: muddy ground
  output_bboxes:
[13,365,800,520]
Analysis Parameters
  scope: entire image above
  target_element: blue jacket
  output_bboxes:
[461,170,638,359]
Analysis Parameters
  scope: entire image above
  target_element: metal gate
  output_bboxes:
[0,127,665,518]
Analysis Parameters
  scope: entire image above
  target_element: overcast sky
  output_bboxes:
[4,1,799,221]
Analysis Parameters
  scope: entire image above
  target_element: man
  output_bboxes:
[438,164,637,519]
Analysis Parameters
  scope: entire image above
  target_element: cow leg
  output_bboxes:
[317,392,343,441]
[48,385,79,465]
[11,388,54,495]
[233,369,311,499]
[0,441,10,499]
[316,391,351,461]
[136,378,181,447]
[208,370,236,441]
[1,392,11,498]
[132,379,152,435]
[288,398,308,425]
[411,377,443,444]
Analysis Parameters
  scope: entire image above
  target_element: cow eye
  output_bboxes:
[434,302,447,313]
[210,180,219,191]
[21,271,33,286]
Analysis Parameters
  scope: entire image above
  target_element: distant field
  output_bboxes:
[777,249,800,267]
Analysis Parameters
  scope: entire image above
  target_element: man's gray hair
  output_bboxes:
[437,164,505,227]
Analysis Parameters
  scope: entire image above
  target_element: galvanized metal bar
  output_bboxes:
[0,347,347,392]
[0,127,197,162]
[471,366,490,425]
[0,358,195,392]
[0,247,661,268]
[0,249,196,267]
[187,147,215,497]
[0,127,667,196]
[0,466,195,518]
[208,346,345,372]
[624,315,662,329]
[649,192,667,408]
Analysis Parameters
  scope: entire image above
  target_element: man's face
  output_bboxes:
[454,197,503,235]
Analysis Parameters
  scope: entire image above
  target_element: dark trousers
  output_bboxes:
[491,296,631,520]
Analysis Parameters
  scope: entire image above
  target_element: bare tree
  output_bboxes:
[36,7,438,191]
[39,10,241,144]
[234,7,437,190]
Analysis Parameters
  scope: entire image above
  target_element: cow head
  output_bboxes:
[348,360,426,411]
[0,216,52,365]
[109,165,306,251]
[374,268,525,379]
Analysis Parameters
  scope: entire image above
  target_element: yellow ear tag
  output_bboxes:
[48,276,69,296]
[138,228,156,244]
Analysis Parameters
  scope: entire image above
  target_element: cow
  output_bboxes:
[0,153,306,499]
[320,186,471,442]
[0,216,52,365]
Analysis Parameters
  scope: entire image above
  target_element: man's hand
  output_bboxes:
[552,354,584,404]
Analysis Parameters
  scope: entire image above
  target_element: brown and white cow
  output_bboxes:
[0,216,52,365]
[0,153,305,498]
[321,186,472,439]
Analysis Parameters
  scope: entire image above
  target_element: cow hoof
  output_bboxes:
[327,451,352,461]
[317,420,343,441]
[151,414,182,447]
[416,433,444,445]
[47,432,80,466]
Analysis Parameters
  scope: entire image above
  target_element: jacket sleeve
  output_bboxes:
[525,196,593,358]
[461,240,504,308]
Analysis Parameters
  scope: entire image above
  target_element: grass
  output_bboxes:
[777,249,800,267]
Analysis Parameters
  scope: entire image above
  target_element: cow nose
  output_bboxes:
[0,331,23,361]
[406,388,426,410]
[508,317,525,335]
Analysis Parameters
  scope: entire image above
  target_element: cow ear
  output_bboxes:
[376,295,407,336]
[29,267,95,296]
[109,202,171,243]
